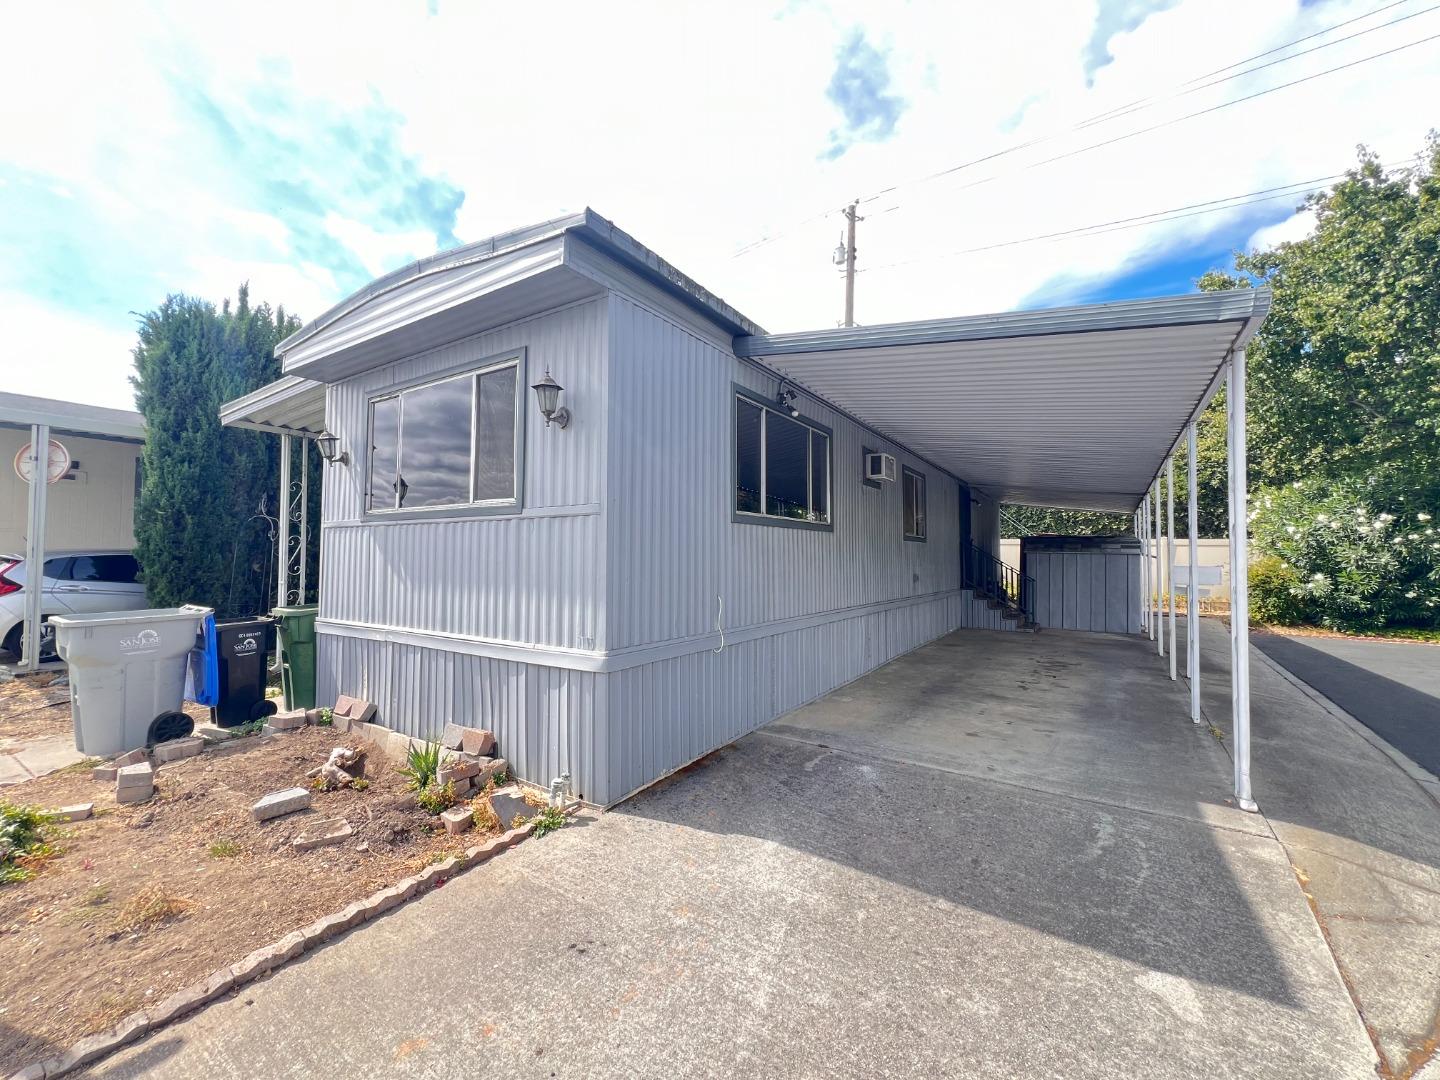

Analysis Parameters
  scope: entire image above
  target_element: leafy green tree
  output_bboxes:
[131,286,303,616]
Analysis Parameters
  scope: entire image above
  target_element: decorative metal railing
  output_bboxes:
[962,540,1036,625]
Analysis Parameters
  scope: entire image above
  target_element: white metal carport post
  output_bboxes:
[1139,503,1148,633]
[1143,496,1152,636]
[1154,480,1163,657]
[20,423,50,673]
[1166,455,1176,678]
[1228,349,1257,812]
[1187,422,1201,722]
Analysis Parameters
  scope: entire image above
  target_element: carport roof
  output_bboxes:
[736,289,1271,514]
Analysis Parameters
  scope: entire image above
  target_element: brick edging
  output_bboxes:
[10,803,583,1080]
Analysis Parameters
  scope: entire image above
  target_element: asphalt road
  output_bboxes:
[1251,632,1440,776]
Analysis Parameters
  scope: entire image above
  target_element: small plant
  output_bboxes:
[112,884,193,933]
[59,756,105,774]
[208,839,241,859]
[230,718,265,738]
[471,798,500,832]
[1,801,54,885]
[316,707,334,726]
[352,778,370,792]
[528,806,568,838]
[416,781,457,816]
[399,739,443,792]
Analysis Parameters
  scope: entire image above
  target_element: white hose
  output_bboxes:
[713,594,725,653]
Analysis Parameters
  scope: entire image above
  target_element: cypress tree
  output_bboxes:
[130,286,303,616]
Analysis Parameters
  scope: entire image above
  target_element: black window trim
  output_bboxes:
[731,384,834,533]
[363,348,527,520]
[902,464,927,543]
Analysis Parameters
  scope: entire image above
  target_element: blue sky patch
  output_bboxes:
[822,29,907,160]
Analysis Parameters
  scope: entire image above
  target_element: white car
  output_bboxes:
[0,550,147,661]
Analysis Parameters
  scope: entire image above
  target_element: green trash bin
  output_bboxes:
[271,605,319,711]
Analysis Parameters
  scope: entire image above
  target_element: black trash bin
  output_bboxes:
[214,618,279,727]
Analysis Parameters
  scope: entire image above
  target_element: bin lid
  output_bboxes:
[49,604,213,628]
[271,605,319,617]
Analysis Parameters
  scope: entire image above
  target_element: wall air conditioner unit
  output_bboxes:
[865,452,898,483]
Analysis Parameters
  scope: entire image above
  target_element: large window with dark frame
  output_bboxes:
[367,355,521,513]
[735,393,831,526]
[903,466,927,541]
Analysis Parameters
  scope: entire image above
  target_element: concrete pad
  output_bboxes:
[88,735,1375,1080]
[0,735,87,786]
[770,628,1264,835]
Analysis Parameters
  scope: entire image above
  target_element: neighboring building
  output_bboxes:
[0,393,144,555]
[222,210,1270,807]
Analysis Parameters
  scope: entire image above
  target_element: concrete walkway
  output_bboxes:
[1250,631,1440,776]
[0,735,85,786]
[85,625,1437,1079]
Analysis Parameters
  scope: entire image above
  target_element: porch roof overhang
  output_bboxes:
[735,289,1271,514]
[219,375,326,438]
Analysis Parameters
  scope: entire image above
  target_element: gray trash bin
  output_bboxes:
[51,605,212,756]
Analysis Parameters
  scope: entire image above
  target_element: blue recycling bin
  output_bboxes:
[185,612,219,707]
[185,615,277,726]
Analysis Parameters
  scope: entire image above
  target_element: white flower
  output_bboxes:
[1316,513,1329,523]
[1285,525,1298,535]
[1419,513,1432,522]
[1292,481,1303,489]
[1406,590,1418,599]
[1312,572,1326,581]
[1409,533,1421,541]
[1379,513,1394,522]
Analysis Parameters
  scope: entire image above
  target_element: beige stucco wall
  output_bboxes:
[1003,537,1234,596]
[0,429,141,555]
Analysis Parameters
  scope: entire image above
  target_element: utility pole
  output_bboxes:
[837,200,862,327]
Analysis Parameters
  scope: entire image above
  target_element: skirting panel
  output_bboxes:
[315,587,1013,806]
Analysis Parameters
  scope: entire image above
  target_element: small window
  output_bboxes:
[72,555,140,583]
[367,355,521,514]
[903,466,926,541]
[734,391,831,528]
[41,557,72,581]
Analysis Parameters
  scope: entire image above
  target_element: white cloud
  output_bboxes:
[2,0,1439,377]
[1247,209,1317,251]
[0,292,138,410]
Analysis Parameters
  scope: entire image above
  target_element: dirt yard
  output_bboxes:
[0,723,502,1072]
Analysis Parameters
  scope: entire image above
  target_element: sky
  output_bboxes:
[2,0,1438,410]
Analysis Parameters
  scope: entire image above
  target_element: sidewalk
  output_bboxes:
[1194,616,1440,1077]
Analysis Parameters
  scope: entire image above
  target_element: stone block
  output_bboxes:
[330,713,353,733]
[292,817,353,851]
[306,709,325,724]
[476,757,509,787]
[251,786,311,822]
[452,777,474,797]
[56,802,93,821]
[384,730,413,763]
[152,736,204,763]
[353,701,377,724]
[268,709,308,731]
[112,1009,151,1047]
[437,758,479,786]
[116,762,154,789]
[440,722,467,750]
[113,747,148,767]
[193,723,235,744]
[145,983,208,1027]
[440,806,473,835]
[92,764,118,782]
[488,785,535,830]
[460,728,496,756]
[116,784,153,805]
[334,693,360,717]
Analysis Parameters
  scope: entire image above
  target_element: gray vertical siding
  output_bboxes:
[314,266,1019,807]
[1028,548,1141,634]
[318,298,608,650]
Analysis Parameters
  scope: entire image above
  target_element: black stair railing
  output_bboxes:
[962,540,1036,625]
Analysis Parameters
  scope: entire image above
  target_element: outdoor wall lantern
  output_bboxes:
[315,430,349,466]
[531,369,571,429]
[776,380,802,419]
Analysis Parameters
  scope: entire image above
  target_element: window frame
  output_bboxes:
[731,385,834,533]
[861,444,881,490]
[902,465,927,543]
[364,349,527,520]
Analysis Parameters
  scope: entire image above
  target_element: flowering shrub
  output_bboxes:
[1247,478,1440,631]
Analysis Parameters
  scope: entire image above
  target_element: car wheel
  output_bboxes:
[2,621,57,661]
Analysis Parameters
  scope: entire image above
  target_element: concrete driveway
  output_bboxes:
[88,626,1434,1080]
[1251,631,1440,775]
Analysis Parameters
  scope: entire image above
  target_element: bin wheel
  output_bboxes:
[249,699,278,722]
[148,711,194,747]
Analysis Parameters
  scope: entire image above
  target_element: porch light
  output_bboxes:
[776,381,801,419]
[531,370,571,429]
[315,430,348,466]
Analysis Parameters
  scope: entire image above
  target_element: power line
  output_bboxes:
[727,0,1435,258]
[1072,1,1440,134]
[934,30,1440,199]
[857,159,1415,274]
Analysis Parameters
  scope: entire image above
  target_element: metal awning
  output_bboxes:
[737,290,1271,512]
[219,376,326,438]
